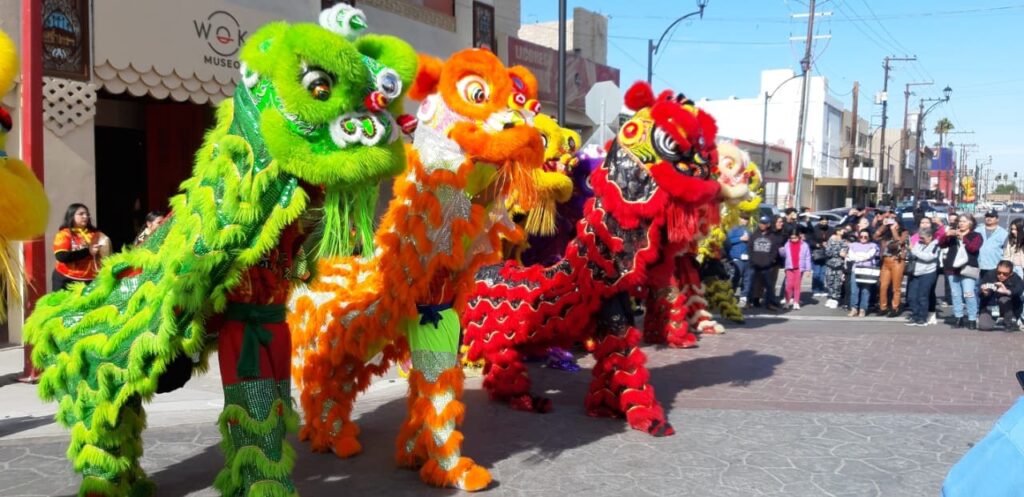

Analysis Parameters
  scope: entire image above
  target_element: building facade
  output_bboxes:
[514,7,618,135]
[698,69,853,211]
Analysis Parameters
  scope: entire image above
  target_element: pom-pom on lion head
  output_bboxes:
[410,49,544,208]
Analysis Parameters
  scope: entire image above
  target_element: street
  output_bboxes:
[2,304,1021,497]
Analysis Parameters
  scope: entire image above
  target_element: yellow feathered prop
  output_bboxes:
[0,29,49,321]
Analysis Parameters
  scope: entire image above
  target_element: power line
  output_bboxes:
[854,0,913,54]
[608,34,788,46]
[606,4,1024,22]
[607,38,675,89]
[832,0,903,55]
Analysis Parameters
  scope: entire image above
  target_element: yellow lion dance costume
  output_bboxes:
[504,112,579,261]
[698,142,763,324]
[289,48,543,492]
[0,29,49,321]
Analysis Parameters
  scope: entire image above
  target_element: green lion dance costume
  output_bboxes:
[25,6,417,497]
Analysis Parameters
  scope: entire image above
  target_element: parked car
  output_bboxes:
[798,211,843,228]
[1010,202,1024,214]
[992,201,1007,212]
[758,203,781,221]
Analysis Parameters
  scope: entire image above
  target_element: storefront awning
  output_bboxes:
[93,0,317,104]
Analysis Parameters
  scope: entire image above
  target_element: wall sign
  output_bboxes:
[472,2,496,54]
[193,10,248,68]
[42,0,91,81]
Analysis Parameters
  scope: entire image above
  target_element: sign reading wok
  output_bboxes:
[93,1,316,100]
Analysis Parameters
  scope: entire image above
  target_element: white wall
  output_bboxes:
[698,69,857,209]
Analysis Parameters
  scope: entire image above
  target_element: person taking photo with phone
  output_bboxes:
[939,215,983,329]
[977,260,1023,332]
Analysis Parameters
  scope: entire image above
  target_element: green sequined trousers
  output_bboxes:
[214,379,299,497]
[397,307,461,471]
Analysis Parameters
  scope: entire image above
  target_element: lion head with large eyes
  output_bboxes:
[408,48,544,204]
[601,81,721,207]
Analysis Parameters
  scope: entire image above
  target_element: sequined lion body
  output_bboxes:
[25,7,418,496]
[462,81,724,435]
[288,48,543,492]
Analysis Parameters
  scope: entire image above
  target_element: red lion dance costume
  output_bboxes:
[462,81,722,436]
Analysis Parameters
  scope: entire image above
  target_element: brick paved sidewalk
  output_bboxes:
[2,316,1020,496]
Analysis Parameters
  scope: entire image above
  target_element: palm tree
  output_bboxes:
[933,117,954,151]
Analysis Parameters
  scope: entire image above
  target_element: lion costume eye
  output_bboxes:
[302,68,334,101]
[652,126,682,162]
[540,134,549,149]
[457,75,490,104]
[376,69,402,100]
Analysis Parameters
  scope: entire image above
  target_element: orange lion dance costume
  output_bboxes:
[462,81,723,435]
[289,49,543,491]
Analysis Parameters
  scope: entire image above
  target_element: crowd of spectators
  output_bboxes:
[723,202,1024,332]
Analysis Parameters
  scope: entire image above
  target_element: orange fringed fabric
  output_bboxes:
[400,368,490,492]
[290,145,525,458]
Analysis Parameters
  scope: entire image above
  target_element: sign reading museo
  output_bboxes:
[193,10,249,69]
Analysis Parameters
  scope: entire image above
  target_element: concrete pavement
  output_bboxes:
[2,312,1021,496]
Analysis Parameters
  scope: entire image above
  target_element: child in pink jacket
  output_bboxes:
[778,228,812,308]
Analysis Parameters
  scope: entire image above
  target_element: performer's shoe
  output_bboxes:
[420,457,492,492]
[509,393,553,413]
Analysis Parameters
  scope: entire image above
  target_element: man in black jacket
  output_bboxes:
[747,215,783,311]
[977,260,1024,332]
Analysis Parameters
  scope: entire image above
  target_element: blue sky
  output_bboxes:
[520,0,1024,181]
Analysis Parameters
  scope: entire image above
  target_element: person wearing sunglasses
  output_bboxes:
[846,229,879,317]
[977,260,1023,332]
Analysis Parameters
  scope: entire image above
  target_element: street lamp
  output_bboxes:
[912,85,952,202]
[761,73,803,171]
[646,0,708,85]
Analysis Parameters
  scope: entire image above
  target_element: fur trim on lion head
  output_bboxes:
[411,48,544,209]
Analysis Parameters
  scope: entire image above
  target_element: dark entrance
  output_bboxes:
[95,92,213,251]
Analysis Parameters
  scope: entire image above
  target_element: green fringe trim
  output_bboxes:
[312,183,379,259]
[79,475,155,497]
[23,98,307,493]
[214,398,299,497]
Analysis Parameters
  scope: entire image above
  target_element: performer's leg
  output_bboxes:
[481,343,551,412]
[79,395,153,497]
[642,256,682,345]
[214,319,298,497]
[585,292,674,436]
[680,256,718,339]
[298,351,365,458]
[403,309,491,491]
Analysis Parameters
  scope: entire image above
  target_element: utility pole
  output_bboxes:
[899,81,931,200]
[846,81,859,208]
[876,56,916,204]
[557,0,567,124]
[792,0,816,209]
[913,99,926,202]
